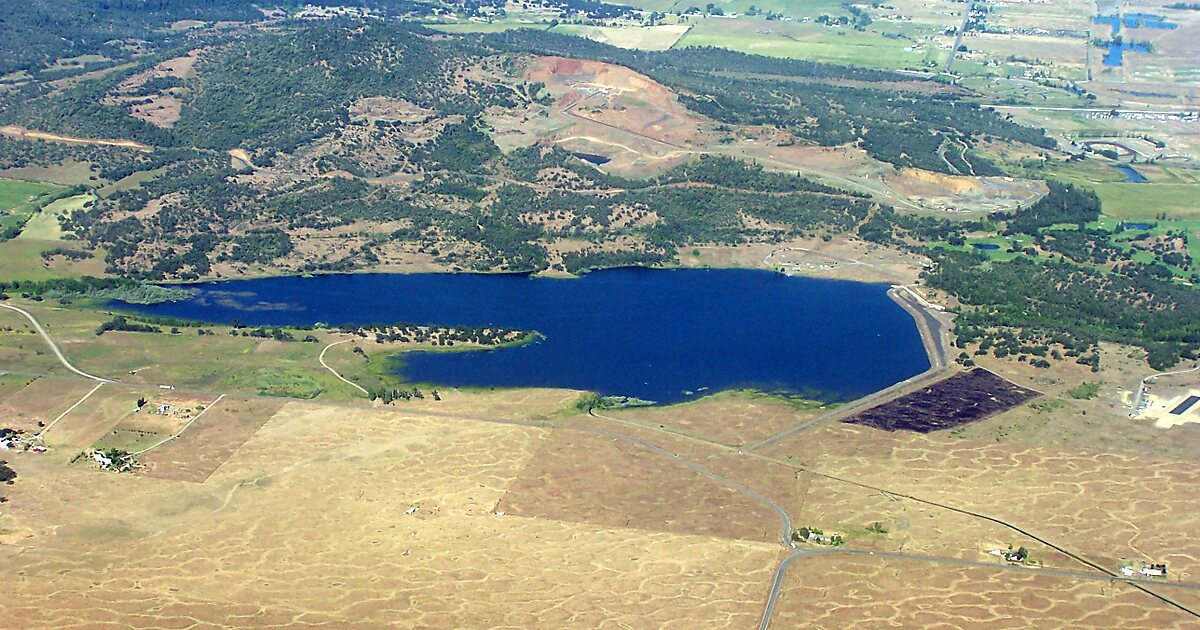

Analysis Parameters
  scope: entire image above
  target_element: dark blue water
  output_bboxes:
[1094,13,1175,38]
[972,243,1001,251]
[1124,222,1152,230]
[1103,41,1152,67]
[571,151,611,165]
[1094,16,1120,38]
[1115,164,1148,182]
[1095,12,1169,66]
[1123,13,1176,29]
[117,269,930,405]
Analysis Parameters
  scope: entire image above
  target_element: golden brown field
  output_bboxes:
[0,399,782,628]
[3,322,1199,627]
[774,555,1197,628]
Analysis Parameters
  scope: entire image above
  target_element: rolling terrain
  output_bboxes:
[1,1,1199,627]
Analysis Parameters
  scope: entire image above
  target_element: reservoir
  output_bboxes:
[117,269,930,405]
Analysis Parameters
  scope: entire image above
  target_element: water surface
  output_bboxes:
[119,269,930,405]
[1123,13,1176,29]
[1114,164,1148,183]
[1103,41,1151,67]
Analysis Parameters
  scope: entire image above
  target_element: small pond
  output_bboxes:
[1114,164,1148,183]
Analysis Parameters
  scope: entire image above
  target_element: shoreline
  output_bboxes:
[887,285,952,372]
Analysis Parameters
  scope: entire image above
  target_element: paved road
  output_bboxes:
[891,286,952,370]
[943,1,974,74]
[319,339,370,396]
[0,302,113,383]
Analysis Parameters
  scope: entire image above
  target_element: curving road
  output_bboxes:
[1130,363,1200,416]
[944,1,975,74]
[0,302,113,383]
[319,338,370,396]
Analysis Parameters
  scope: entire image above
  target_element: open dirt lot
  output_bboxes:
[748,236,930,284]
[884,167,1047,216]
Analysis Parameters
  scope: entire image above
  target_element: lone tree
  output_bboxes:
[0,460,15,484]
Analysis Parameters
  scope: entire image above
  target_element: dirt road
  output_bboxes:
[0,303,114,382]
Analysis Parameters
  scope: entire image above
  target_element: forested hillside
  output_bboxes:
[4,20,989,283]
[483,30,1053,174]
[0,12,1194,368]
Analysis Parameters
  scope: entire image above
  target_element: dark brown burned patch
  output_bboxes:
[843,368,1040,433]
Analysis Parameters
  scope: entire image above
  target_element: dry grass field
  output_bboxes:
[137,397,284,482]
[0,376,100,434]
[3,292,1200,626]
[773,555,1197,628]
[604,390,825,447]
[2,361,1199,626]
[497,428,779,542]
[0,400,781,628]
[763,420,1200,580]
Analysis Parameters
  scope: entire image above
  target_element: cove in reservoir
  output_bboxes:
[117,268,931,405]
